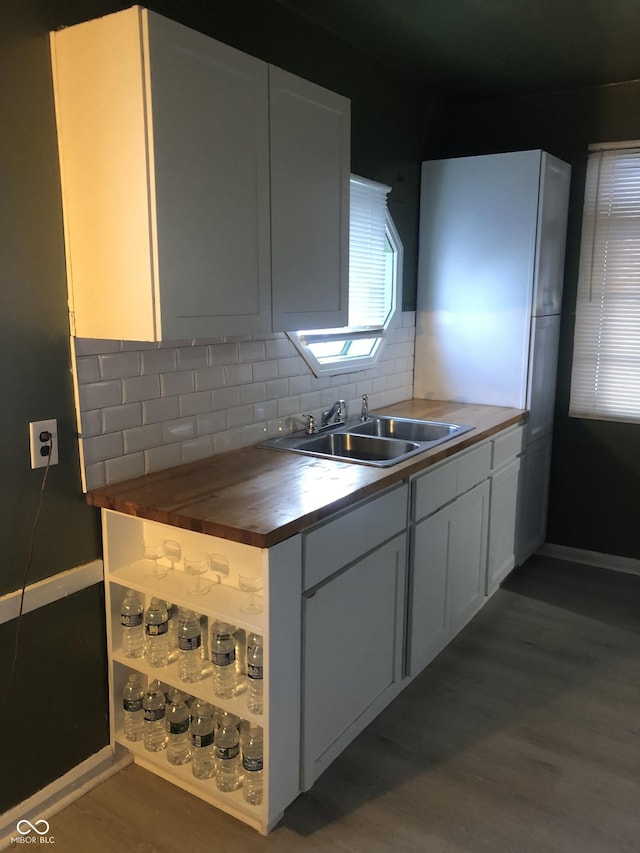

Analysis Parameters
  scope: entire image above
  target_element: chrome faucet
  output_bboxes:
[321,399,346,428]
[360,394,369,422]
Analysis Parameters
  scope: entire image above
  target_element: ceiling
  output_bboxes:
[277,0,640,101]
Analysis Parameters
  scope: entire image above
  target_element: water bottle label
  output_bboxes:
[168,718,190,735]
[192,731,214,748]
[145,621,168,637]
[247,664,263,681]
[121,613,143,628]
[123,697,143,712]
[143,707,165,722]
[243,755,263,773]
[178,635,202,651]
[215,743,240,761]
[212,650,234,667]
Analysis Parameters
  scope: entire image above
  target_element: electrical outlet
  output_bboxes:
[29,419,59,469]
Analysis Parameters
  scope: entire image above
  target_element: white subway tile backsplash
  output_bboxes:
[196,410,227,435]
[141,348,177,374]
[212,386,240,410]
[123,374,160,403]
[177,346,209,370]
[160,370,194,397]
[226,404,255,429]
[143,396,180,424]
[75,356,99,385]
[162,416,197,444]
[209,343,239,366]
[238,340,266,363]
[98,351,141,380]
[72,314,417,488]
[265,378,289,400]
[80,409,101,438]
[181,435,214,463]
[253,400,278,423]
[105,452,145,484]
[179,390,214,417]
[240,382,267,405]
[212,429,243,454]
[102,403,143,433]
[83,432,124,464]
[80,380,122,411]
[144,443,183,472]
[123,423,164,454]
[224,363,253,386]
[194,366,225,391]
[253,360,279,382]
[265,338,295,360]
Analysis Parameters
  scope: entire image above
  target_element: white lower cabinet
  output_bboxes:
[301,533,406,789]
[102,509,301,835]
[101,426,524,830]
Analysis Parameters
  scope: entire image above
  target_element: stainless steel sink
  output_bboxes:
[299,432,419,463]
[260,413,474,467]
[349,415,469,444]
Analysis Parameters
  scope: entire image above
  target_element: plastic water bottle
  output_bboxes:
[191,699,216,779]
[214,712,242,792]
[211,622,237,699]
[165,601,178,656]
[166,689,191,765]
[246,633,263,715]
[242,726,264,805]
[178,609,203,683]
[120,590,144,658]
[144,598,169,668]
[122,673,145,742]
[142,679,167,752]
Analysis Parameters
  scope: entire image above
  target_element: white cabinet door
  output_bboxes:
[269,67,350,332]
[527,314,561,442]
[408,508,450,675]
[487,457,521,594]
[302,534,405,789]
[408,478,489,676]
[448,480,490,636]
[532,152,571,316]
[516,433,552,565]
[148,13,272,340]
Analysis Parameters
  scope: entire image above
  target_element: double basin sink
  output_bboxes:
[261,415,473,467]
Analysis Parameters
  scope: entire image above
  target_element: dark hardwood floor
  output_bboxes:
[49,556,640,852]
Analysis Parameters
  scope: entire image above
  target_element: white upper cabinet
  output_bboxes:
[50,7,349,341]
[269,67,350,332]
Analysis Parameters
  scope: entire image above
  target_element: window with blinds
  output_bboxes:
[569,143,640,422]
[289,174,401,376]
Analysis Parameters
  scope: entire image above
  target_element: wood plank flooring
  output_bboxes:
[48,556,640,852]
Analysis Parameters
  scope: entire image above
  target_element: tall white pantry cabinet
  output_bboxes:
[414,150,571,566]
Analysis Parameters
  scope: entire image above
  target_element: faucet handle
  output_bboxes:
[361,394,369,421]
[303,413,316,434]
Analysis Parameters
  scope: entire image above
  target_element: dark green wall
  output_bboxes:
[0,0,433,812]
[444,81,640,561]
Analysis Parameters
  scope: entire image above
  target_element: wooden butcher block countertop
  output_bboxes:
[87,400,526,548]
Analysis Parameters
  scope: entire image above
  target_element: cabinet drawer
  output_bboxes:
[492,425,524,470]
[303,484,408,590]
[412,442,491,521]
[457,442,492,494]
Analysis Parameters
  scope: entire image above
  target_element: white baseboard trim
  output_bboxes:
[538,543,640,576]
[0,746,131,848]
[0,559,103,625]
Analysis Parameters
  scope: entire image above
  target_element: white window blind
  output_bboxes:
[569,144,640,422]
[348,175,392,328]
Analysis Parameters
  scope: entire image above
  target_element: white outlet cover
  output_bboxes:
[29,419,59,469]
